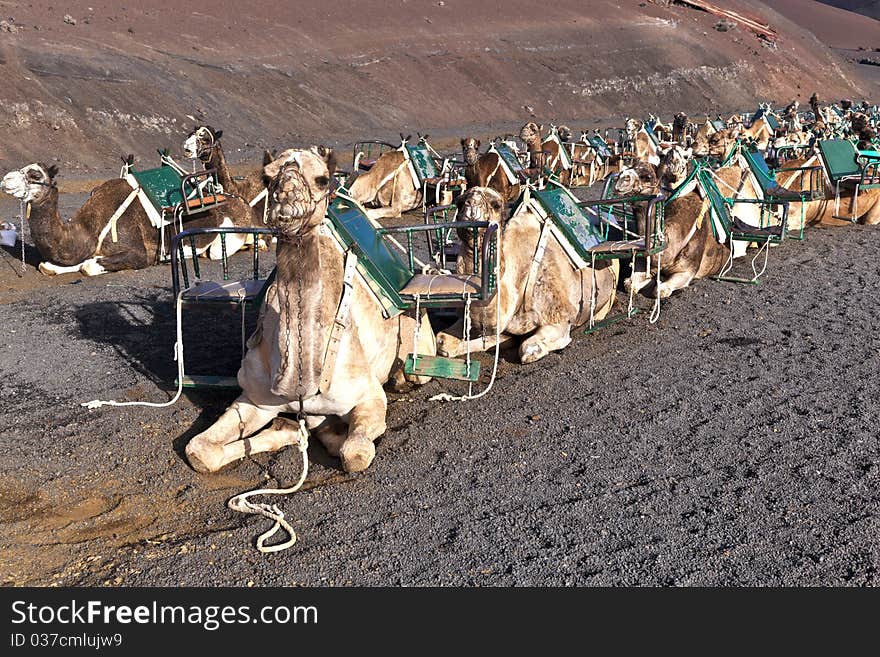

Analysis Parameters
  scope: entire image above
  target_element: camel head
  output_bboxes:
[461,137,481,166]
[672,112,688,143]
[692,126,738,159]
[1,163,58,204]
[263,146,336,238]
[624,118,641,141]
[657,145,693,190]
[519,122,543,148]
[454,186,506,274]
[183,125,223,161]
[614,161,659,197]
[851,112,870,135]
[557,125,573,142]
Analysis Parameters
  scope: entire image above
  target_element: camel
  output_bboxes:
[345,136,454,221]
[0,163,252,276]
[672,112,689,145]
[648,115,674,143]
[460,122,544,201]
[185,146,437,474]
[620,145,771,298]
[461,137,520,203]
[692,125,741,161]
[183,126,266,214]
[624,118,663,166]
[183,125,271,253]
[435,186,619,364]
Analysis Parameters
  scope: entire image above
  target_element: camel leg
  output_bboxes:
[657,270,695,298]
[310,417,349,457]
[185,398,280,473]
[338,392,388,473]
[365,206,402,221]
[519,322,572,364]
[436,319,514,357]
[39,261,92,276]
[191,417,307,470]
[90,249,152,273]
[207,218,240,260]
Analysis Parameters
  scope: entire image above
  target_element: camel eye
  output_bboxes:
[315,176,329,188]
[490,200,501,211]
[26,170,42,181]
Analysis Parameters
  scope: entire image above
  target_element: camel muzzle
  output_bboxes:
[1,171,28,199]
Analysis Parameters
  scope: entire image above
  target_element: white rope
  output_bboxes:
[463,294,473,397]
[239,287,247,360]
[18,200,27,276]
[227,420,310,553]
[649,249,662,324]
[412,294,421,367]
[82,293,186,410]
[430,258,502,403]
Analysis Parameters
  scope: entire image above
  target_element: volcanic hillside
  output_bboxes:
[0,0,877,175]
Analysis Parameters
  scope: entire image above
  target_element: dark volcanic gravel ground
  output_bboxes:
[0,192,878,586]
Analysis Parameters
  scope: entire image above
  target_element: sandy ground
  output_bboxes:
[1,182,878,586]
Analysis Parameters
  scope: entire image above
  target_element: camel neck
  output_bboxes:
[205,145,236,192]
[271,229,327,399]
[26,188,68,261]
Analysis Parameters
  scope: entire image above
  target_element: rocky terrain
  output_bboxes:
[0,0,877,180]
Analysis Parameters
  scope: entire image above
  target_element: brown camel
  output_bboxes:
[185,146,436,474]
[0,163,252,275]
[620,146,769,297]
[461,137,520,203]
[460,122,544,201]
[183,125,271,251]
[436,186,619,363]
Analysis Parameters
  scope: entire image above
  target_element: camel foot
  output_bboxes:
[185,435,222,474]
[339,436,376,473]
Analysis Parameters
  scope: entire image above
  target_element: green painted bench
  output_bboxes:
[131,156,226,217]
[818,139,880,219]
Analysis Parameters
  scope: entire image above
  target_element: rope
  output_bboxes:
[430,257,502,403]
[227,420,310,553]
[412,294,421,368]
[81,293,186,410]
[239,288,247,360]
[649,249,662,324]
[18,200,28,276]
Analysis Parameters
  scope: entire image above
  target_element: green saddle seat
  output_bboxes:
[132,165,185,210]
[696,168,784,244]
[818,139,863,183]
[405,143,441,186]
[531,183,605,260]
[587,135,612,160]
[325,195,412,314]
[494,143,527,181]
[742,146,818,201]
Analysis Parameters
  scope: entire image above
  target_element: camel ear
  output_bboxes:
[46,164,59,179]
[460,138,466,147]
[263,150,274,166]
[476,139,481,149]
[214,129,223,140]
[314,145,337,177]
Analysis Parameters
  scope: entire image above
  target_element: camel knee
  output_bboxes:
[625,272,653,294]
[339,436,376,473]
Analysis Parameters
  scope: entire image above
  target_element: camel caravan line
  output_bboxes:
[6,96,879,552]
